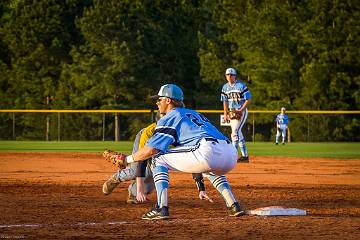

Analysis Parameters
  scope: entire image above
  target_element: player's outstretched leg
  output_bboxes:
[205,174,245,216]
[142,166,169,220]
[282,128,286,145]
[230,118,240,151]
[232,139,239,151]
[102,167,136,195]
[238,139,249,163]
[232,111,249,163]
[275,129,280,145]
[126,181,138,204]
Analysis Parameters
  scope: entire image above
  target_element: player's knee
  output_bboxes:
[231,134,239,141]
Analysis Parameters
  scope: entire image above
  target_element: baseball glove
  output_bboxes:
[229,110,242,120]
[103,149,127,169]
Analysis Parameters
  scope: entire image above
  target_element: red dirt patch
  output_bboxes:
[0,153,359,239]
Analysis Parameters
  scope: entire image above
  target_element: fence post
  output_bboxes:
[46,114,50,141]
[307,114,310,142]
[252,112,255,142]
[12,112,15,140]
[46,96,50,141]
[57,112,61,141]
[102,112,105,141]
[115,113,119,141]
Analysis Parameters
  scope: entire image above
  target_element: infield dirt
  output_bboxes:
[0,153,359,239]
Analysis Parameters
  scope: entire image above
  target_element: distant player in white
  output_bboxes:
[117,84,245,220]
[275,107,289,145]
[221,68,251,162]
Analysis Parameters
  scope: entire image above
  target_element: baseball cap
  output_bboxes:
[225,68,237,75]
[151,84,184,101]
[281,107,286,111]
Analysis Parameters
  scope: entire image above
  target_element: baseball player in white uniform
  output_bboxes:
[102,113,213,204]
[221,68,251,162]
[275,107,289,145]
[113,84,245,220]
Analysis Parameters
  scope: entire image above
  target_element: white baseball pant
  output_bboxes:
[152,138,237,176]
[276,124,287,143]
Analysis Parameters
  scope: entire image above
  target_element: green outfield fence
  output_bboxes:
[0,109,359,142]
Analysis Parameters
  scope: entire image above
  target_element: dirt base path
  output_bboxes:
[1,153,359,239]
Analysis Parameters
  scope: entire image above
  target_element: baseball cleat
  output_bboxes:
[237,156,249,163]
[142,206,169,220]
[102,173,120,195]
[228,202,246,217]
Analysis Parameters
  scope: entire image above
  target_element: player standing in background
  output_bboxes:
[221,68,251,163]
[110,84,245,220]
[275,107,289,145]
[102,112,213,203]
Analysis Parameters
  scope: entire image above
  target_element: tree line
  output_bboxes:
[0,0,359,141]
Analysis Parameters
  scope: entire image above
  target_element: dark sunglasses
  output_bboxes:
[156,97,166,103]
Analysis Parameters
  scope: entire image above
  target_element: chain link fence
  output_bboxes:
[0,110,359,142]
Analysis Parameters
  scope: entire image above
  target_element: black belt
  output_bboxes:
[205,137,231,144]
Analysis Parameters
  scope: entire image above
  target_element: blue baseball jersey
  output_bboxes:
[221,80,251,109]
[276,114,289,125]
[145,108,228,153]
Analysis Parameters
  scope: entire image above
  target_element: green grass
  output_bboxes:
[0,141,133,153]
[0,141,359,159]
[249,142,360,159]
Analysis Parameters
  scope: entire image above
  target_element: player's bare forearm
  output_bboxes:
[132,146,159,162]
[136,177,145,192]
[223,101,229,115]
[223,101,230,121]
[136,177,148,202]
[238,99,251,112]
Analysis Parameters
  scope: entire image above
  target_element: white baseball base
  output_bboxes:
[247,206,307,216]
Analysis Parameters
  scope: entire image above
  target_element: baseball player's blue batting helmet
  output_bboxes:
[225,68,237,75]
[151,84,184,101]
